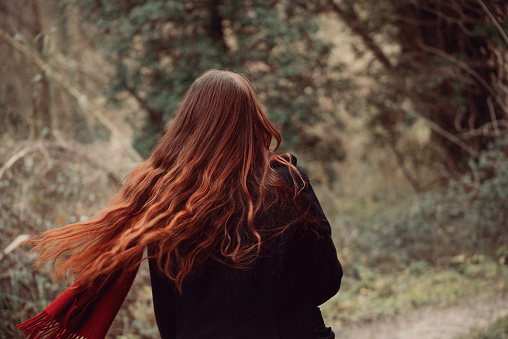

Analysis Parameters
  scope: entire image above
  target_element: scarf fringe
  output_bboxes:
[17,311,85,339]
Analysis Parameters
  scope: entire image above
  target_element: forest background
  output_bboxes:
[1,0,507,338]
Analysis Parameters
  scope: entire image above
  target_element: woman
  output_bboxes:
[18,70,342,339]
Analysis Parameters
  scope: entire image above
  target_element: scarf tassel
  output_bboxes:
[17,311,84,339]
[17,265,140,338]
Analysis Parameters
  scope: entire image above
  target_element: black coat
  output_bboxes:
[149,157,342,339]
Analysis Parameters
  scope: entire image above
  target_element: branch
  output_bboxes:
[0,143,44,180]
[386,140,422,193]
[46,140,124,184]
[328,0,393,70]
[404,108,480,159]
[417,41,508,117]
[0,234,31,263]
[475,0,508,46]
[0,26,143,162]
[0,141,123,184]
[123,83,165,130]
[457,119,507,139]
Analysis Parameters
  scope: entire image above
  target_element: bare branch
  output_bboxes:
[0,141,123,184]
[386,140,422,193]
[417,41,508,117]
[0,143,43,180]
[123,83,165,130]
[328,0,393,70]
[0,234,31,263]
[0,26,143,162]
[487,96,501,137]
[457,119,508,139]
[475,0,508,46]
[403,108,480,159]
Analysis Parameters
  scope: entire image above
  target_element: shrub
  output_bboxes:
[351,135,508,268]
[455,314,508,339]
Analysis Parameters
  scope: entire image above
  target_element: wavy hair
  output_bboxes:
[29,69,305,291]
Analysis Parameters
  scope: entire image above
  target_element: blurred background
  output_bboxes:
[1,0,507,338]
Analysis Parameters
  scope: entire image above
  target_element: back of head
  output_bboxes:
[151,69,280,176]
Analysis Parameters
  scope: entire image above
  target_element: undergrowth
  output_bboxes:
[319,136,508,330]
[3,136,508,337]
[454,313,508,339]
[322,258,508,326]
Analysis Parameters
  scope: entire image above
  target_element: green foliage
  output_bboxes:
[455,314,508,339]
[348,135,508,268]
[70,0,345,158]
[0,261,65,338]
[0,145,158,337]
[322,259,508,325]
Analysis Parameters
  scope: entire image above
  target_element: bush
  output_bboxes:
[350,135,508,268]
[455,314,508,339]
[0,143,158,337]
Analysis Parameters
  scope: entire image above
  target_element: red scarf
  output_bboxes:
[17,267,139,339]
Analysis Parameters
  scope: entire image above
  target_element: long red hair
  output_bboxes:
[29,69,304,291]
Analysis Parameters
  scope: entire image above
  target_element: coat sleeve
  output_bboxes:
[296,166,343,306]
[148,256,177,339]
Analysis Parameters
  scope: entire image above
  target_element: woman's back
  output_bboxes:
[149,159,342,339]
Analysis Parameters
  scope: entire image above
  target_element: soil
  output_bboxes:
[335,294,508,339]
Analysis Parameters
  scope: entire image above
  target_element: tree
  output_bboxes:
[326,0,508,185]
[394,0,508,174]
[71,0,346,160]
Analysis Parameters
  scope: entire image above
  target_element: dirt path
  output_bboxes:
[335,294,508,339]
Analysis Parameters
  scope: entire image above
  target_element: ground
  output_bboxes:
[335,294,508,339]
